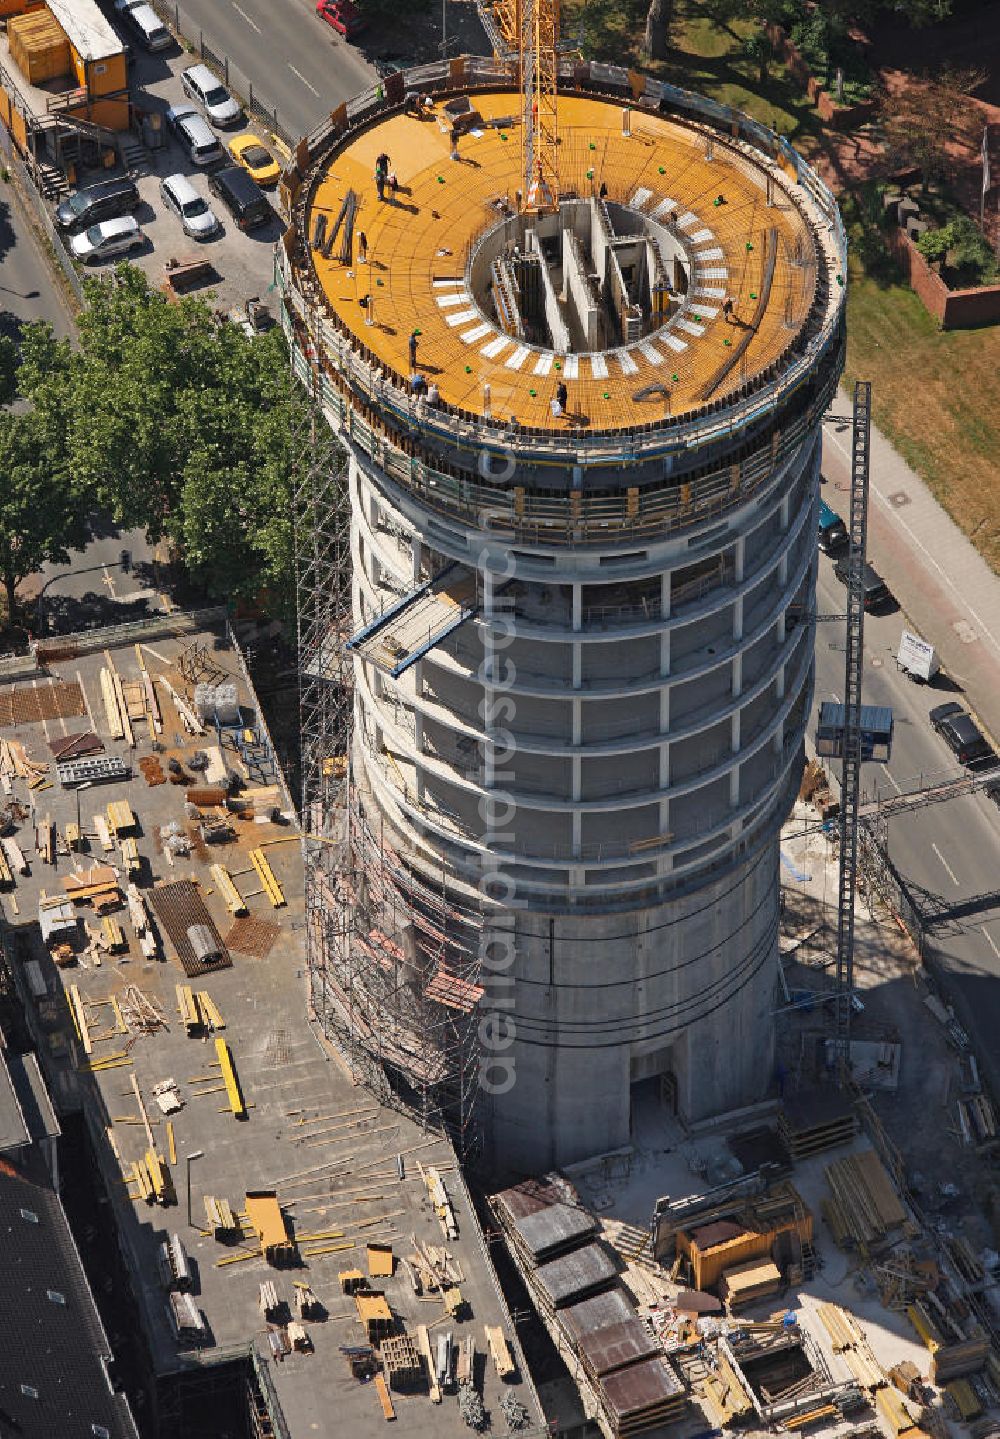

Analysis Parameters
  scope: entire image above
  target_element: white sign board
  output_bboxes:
[897,629,938,681]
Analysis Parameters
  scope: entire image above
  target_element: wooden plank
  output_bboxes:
[249,848,285,908]
[417,1325,441,1402]
[215,1038,247,1119]
[93,815,114,853]
[131,1073,154,1149]
[69,984,93,1055]
[373,1374,395,1421]
[167,1120,177,1166]
[209,863,247,916]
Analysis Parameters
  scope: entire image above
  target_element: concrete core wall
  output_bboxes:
[483,836,781,1174]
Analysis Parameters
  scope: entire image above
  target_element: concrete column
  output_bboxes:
[660,628,671,678]
[776,662,786,701]
[734,535,745,583]
[777,611,787,644]
[780,492,791,531]
[571,754,581,803]
[661,571,672,620]
[572,583,582,632]
[411,535,422,584]
[733,595,744,642]
[730,709,740,755]
[572,641,582,690]
[729,761,740,807]
[572,697,582,746]
[732,652,742,698]
[413,710,424,750]
[572,809,582,858]
[659,740,669,788]
[659,685,670,735]
[779,549,788,587]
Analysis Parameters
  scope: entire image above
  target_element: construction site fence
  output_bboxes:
[27,606,229,666]
[0,112,85,306]
[145,0,293,146]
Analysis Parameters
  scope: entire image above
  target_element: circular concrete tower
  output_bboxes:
[280,56,846,1173]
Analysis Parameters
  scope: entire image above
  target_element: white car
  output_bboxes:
[70,215,145,265]
[181,63,242,128]
[114,0,171,50]
[160,174,220,241]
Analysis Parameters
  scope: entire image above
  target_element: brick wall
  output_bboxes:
[890,228,1000,329]
[766,24,874,131]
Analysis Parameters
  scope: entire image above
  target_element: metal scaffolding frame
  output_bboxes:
[293,330,485,1165]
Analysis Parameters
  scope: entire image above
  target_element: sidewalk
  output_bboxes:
[821,386,1000,748]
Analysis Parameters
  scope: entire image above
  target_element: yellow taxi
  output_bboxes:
[228,134,281,189]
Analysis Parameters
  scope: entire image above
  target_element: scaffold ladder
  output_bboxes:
[834,380,872,1080]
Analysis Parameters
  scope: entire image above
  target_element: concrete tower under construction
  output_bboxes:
[280,55,847,1173]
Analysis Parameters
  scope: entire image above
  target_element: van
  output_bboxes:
[817,498,848,553]
[55,176,140,232]
[166,104,224,167]
[180,63,242,128]
[160,173,220,240]
[208,165,270,231]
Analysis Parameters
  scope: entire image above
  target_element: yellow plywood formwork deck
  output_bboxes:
[307,91,816,431]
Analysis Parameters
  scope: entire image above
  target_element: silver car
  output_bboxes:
[69,215,145,265]
[159,174,220,241]
[181,63,242,128]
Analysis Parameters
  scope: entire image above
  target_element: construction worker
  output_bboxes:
[357,230,368,265]
[408,331,419,369]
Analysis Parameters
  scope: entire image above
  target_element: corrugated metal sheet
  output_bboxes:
[600,1355,685,1419]
[45,0,121,61]
[495,1175,597,1259]
[534,1242,617,1308]
[577,1319,660,1376]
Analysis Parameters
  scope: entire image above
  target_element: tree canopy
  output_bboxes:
[12,266,307,620]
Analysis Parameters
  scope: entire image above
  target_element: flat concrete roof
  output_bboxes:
[306,90,817,430]
[1,619,536,1439]
[0,1046,30,1153]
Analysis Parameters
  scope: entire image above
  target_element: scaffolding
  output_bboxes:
[293,326,485,1164]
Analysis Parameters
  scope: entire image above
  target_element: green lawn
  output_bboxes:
[844,264,1000,575]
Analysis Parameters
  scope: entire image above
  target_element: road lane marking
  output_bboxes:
[982,925,1000,962]
[232,2,261,31]
[881,765,902,795]
[931,842,960,887]
[289,64,320,97]
[825,421,1000,660]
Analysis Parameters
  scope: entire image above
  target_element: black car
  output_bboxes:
[208,166,270,232]
[55,176,140,232]
[832,557,891,610]
[929,701,994,768]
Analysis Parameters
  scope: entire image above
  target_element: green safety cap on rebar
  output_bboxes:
[438,175,445,183]
[465,365,472,373]
[603,392,610,399]
[746,241,753,251]
[530,389,536,396]
[587,168,594,179]
[658,166,665,174]
[749,291,757,299]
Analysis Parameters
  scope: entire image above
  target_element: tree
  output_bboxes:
[15,266,307,615]
[878,64,987,191]
[742,31,772,84]
[643,0,672,63]
[0,408,92,621]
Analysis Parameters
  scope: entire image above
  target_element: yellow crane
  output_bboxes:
[488,0,559,211]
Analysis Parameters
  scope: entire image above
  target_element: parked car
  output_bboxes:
[316,0,367,38]
[165,104,225,166]
[159,173,220,241]
[818,497,848,554]
[228,133,280,188]
[181,63,242,127]
[929,702,994,768]
[55,175,140,231]
[114,0,171,50]
[832,557,891,610]
[208,166,270,231]
[69,215,145,265]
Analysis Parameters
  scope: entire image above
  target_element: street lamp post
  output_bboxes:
[75,780,92,847]
[185,1150,204,1227]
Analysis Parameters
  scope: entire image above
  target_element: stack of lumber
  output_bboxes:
[816,1303,885,1390]
[484,1325,515,1379]
[129,1150,175,1206]
[906,1299,991,1382]
[779,1093,858,1161]
[823,1149,906,1250]
[956,1094,997,1146]
[175,984,224,1034]
[63,865,120,911]
[1,836,29,876]
[0,738,48,786]
[205,1195,240,1237]
[125,884,159,959]
[408,1233,463,1292]
[719,1259,782,1312]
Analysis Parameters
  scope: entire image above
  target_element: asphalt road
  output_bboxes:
[812,545,1000,1089]
[0,179,74,340]
[177,0,376,140]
